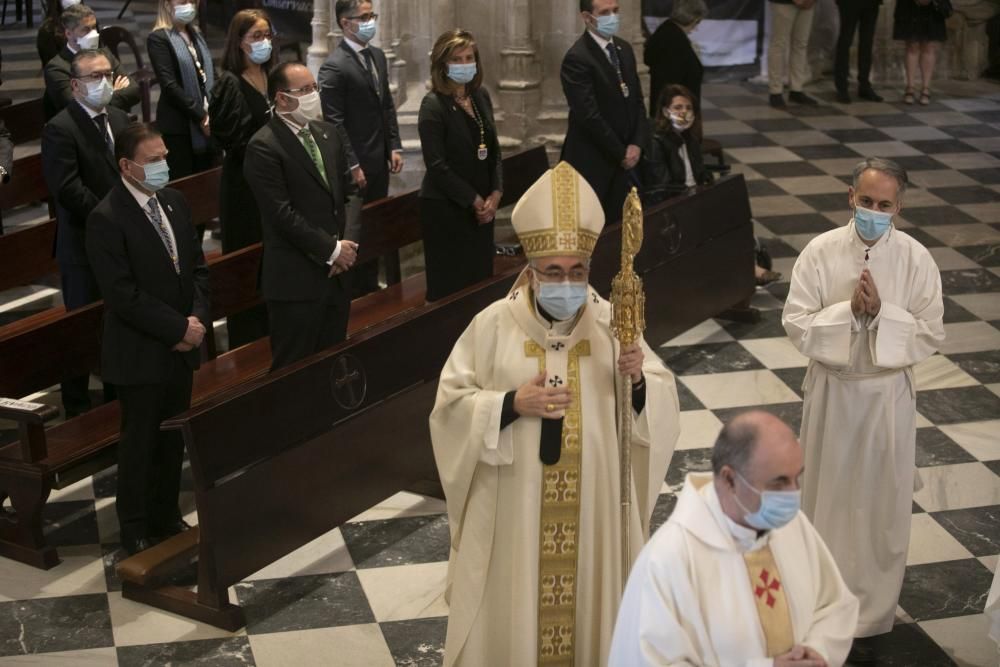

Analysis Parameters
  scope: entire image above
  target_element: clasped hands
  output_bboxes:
[173,316,206,352]
[851,268,881,317]
[473,191,502,225]
[621,144,641,170]
[775,645,827,667]
[329,240,359,277]
[512,344,644,419]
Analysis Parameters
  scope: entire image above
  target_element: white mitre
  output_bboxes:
[510,161,605,260]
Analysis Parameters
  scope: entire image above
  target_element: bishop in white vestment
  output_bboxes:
[430,162,681,666]
[781,158,944,641]
[610,411,859,667]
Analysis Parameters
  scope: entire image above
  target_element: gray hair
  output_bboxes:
[852,157,908,198]
[671,0,708,27]
[61,3,95,31]
[334,0,364,26]
[710,418,759,476]
[70,49,109,78]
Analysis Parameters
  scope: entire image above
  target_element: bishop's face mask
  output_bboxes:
[536,281,588,321]
[731,470,801,531]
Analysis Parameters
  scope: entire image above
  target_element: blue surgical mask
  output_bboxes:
[536,281,588,321]
[82,77,113,110]
[248,38,272,64]
[173,3,196,24]
[732,470,801,531]
[134,159,170,192]
[853,205,894,242]
[594,13,620,38]
[356,19,377,43]
[447,62,477,85]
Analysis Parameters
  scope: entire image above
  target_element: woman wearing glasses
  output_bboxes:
[418,29,503,302]
[147,0,216,179]
[208,9,277,347]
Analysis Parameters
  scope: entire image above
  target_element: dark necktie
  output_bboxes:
[360,48,380,96]
[605,42,620,69]
[95,113,114,155]
[146,198,180,274]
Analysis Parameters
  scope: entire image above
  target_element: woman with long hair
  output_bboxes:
[417,29,503,301]
[147,0,216,178]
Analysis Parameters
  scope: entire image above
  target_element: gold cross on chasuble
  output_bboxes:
[743,545,795,657]
[526,338,591,666]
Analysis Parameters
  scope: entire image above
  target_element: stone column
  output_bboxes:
[307,0,331,75]
[621,0,649,98]
[533,0,579,149]
[497,0,541,147]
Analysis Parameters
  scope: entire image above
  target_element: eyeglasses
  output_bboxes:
[282,83,319,95]
[346,12,378,22]
[532,267,589,283]
[246,30,274,41]
[74,70,114,83]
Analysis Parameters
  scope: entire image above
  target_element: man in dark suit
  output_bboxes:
[42,50,131,417]
[318,0,403,296]
[86,123,210,555]
[43,3,138,120]
[561,0,647,224]
[644,0,708,117]
[245,62,361,372]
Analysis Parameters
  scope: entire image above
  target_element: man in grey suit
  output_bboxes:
[318,0,402,295]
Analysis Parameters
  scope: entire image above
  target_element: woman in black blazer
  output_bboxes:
[147,0,216,178]
[418,29,502,302]
[642,84,711,206]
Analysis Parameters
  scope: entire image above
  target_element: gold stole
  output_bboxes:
[527,338,590,666]
[743,545,795,657]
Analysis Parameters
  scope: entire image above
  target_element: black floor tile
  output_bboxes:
[719,308,789,339]
[117,637,256,667]
[664,448,714,488]
[789,143,863,160]
[940,268,1000,295]
[710,94,770,107]
[899,206,980,227]
[380,616,447,667]
[941,296,979,323]
[0,594,114,657]
[746,179,786,197]
[900,559,993,621]
[890,155,950,172]
[746,117,811,132]
[900,227,946,248]
[847,623,956,666]
[785,104,845,118]
[953,244,1000,267]
[766,281,791,302]
[756,213,838,235]
[985,460,1000,477]
[675,380,706,411]
[713,402,804,435]
[859,113,921,128]
[752,161,823,178]
[658,342,765,376]
[914,427,977,467]
[931,505,1000,556]
[42,500,99,547]
[340,514,450,569]
[959,168,1000,184]
[797,193,848,211]
[235,571,375,634]
[906,139,979,154]
[969,110,1000,123]
[759,237,799,258]
[916,385,1000,425]
[946,349,1000,384]
[927,186,1000,205]
[824,128,894,143]
[771,367,807,399]
[941,123,1000,139]
[715,133,778,148]
[649,492,679,533]
[701,108,732,121]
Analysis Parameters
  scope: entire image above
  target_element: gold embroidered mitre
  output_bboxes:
[511,161,604,259]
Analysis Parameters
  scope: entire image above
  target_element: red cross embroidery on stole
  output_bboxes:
[755,569,781,608]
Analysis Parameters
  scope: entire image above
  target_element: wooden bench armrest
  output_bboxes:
[0,398,59,463]
[117,526,200,586]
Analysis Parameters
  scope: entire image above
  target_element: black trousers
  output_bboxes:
[267,296,349,372]
[349,161,391,299]
[835,0,881,92]
[59,263,115,417]
[115,356,193,543]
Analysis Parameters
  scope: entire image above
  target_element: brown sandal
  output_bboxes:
[919,89,931,105]
[904,88,915,105]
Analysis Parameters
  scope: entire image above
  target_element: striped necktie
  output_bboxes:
[146,198,180,274]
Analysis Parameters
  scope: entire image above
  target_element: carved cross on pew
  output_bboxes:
[755,569,781,608]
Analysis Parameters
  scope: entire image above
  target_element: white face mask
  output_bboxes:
[61,0,81,9]
[283,89,322,125]
[76,29,100,50]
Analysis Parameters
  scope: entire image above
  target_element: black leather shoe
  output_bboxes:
[150,519,191,541]
[789,91,818,105]
[836,90,852,104]
[122,536,154,556]
[847,639,877,663]
[769,93,786,108]
[858,87,884,102]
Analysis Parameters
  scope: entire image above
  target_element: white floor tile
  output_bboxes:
[950,293,1000,321]
[771,175,847,195]
[919,614,1000,667]
[661,319,734,347]
[913,354,979,391]
[48,477,97,504]
[739,338,809,369]
[675,410,724,451]
[0,647,118,665]
[844,140,922,157]
[107,591,245,647]
[906,513,974,566]
[356,561,448,623]
[348,491,447,523]
[681,370,801,409]
[249,624,395,667]
[750,195,814,217]
[927,246,984,272]
[0,545,107,602]
[938,421,1000,461]
[913,463,1000,512]
[940,321,1000,355]
[907,169,980,189]
[728,146,803,164]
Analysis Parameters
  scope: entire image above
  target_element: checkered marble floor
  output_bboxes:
[2,78,1000,665]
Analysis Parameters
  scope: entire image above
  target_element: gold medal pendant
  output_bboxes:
[477,144,488,161]
[620,82,629,98]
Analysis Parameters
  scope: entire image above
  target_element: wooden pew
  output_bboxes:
[0,154,48,213]
[0,146,552,569]
[0,99,45,145]
[115,174,755,628]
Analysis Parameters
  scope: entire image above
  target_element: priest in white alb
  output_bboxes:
[609,410,859,667]
[781,157,944,661]
[430,161,681,666]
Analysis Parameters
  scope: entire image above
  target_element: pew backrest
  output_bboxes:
[0,99,45,144]
[0,154,48,212]
[0,219,57,293]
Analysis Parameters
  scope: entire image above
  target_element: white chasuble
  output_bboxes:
[430,270,680,667]
[609,474,859,667]
[782,222,944,636]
